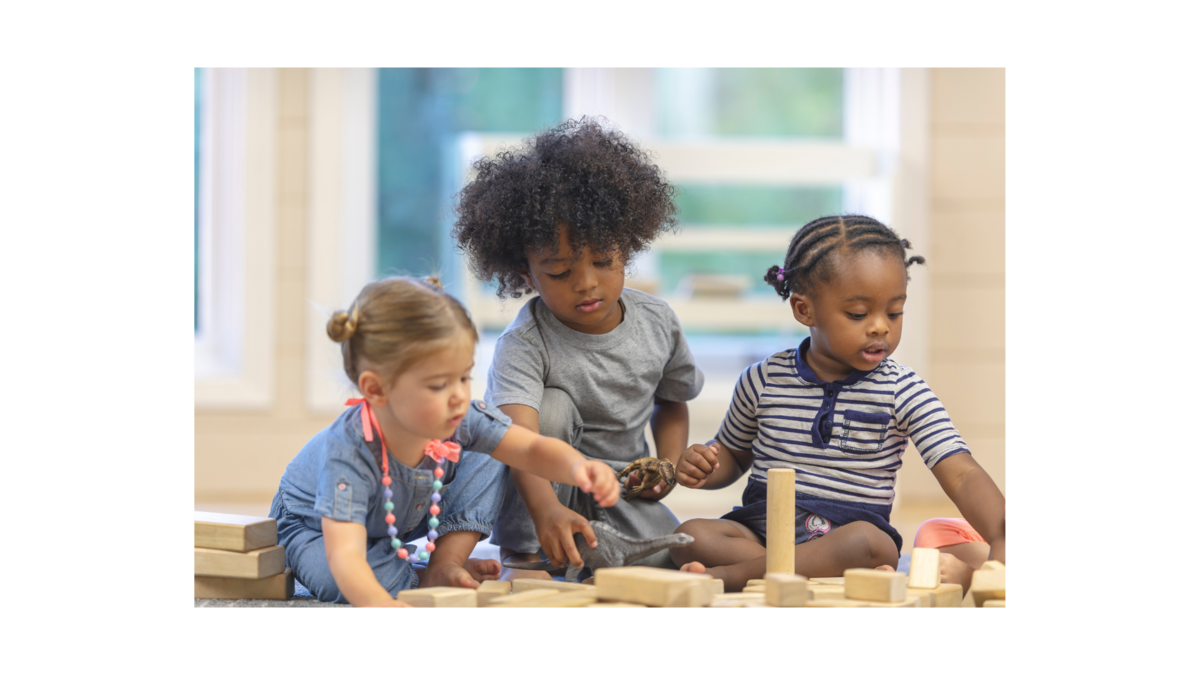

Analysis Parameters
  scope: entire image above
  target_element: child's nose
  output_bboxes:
[869,315,889,335]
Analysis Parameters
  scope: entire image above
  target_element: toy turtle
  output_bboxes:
[618,457,677,501]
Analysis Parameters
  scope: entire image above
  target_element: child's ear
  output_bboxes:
[518,266,536,293]
[790,293,816,328]
[358,370,389,408]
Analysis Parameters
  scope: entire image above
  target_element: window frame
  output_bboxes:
[194,68,277,409]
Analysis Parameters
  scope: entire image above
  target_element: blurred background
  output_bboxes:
[194,68,1004,554]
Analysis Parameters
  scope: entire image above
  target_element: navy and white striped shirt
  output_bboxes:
[718,339,970,510]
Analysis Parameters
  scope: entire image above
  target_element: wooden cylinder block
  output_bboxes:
[766,468,796,575]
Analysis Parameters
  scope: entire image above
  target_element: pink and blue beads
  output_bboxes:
[383,455,450,561]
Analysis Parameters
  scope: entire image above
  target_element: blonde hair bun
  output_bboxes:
[326,309,357,343]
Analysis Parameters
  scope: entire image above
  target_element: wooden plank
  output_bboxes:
[808,596,918,608]
[983,600,1005,607]
[594,567,715,607]
[933,583,963,607]
[744,579,765,588]
[195,546,285,579]
[765,573,808,607]
[710,592,766,607]
[844,568,907,603]
[809,585,846,601]
[583,600,648,607]
[766,469,796,575]
[482,586,556,607]
[908,548,941,589]
[476,580,511,606]
[194,511,277,552]
[808,577,845,585]
[971,562,1005,603]
[511,578,584,594]
[394,587,478,607]
[195,568,294,600]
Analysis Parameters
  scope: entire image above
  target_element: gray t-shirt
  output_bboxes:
[484,288,704,468]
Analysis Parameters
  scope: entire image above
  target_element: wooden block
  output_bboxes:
[584,601,647,608]
[961,590,977,607]
[809,585,846,601]
[511,578,584,594]
[809,596,917,608]
[484,588,559,605]
[766,469,796,575]
[594,566,715,607]
[494,588,597,607]
[394,587,478,607]
[708,578,725,595]
[983,599,1005,607]
[195,512,278,553]
[808,577,845,585]
[765,573,808,607]
[807,598,873,608]
[971,562,1005,603]
[908,548,941,589]
[195,568,294,600]
[476,580,511,606]
[906,587,935,608]
[933,583,963,607]
[844,568,907,603]
[744,579,765,588]
[710,592,766,607]
[195,546,285,579]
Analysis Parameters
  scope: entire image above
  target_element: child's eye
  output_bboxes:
[460,375,472,383]
[430,382,448,391]
[889,312,904,319]
[847,313,866,320]
[547,269,570,280]
[594,259,614,268]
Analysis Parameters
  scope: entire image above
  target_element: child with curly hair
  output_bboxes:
[453,117,704,576]
[669,215,1005,591]
[269,276,620,605]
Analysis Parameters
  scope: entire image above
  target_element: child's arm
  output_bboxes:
[491,422,620,507]
[321,517,410,607]
[675,439,754,490]
[636,396,690,500]
[930,453,1006,564]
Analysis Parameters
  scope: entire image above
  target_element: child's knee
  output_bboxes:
[840,521,899,569]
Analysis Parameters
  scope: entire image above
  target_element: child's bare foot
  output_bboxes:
[939,552,975,589]
[680,562,707,574]
[875,564,896,572]
[499,567,553,582]
[465,558,501,582]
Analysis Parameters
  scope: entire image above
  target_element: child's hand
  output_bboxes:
[532,503,598,569]
[676,443,720,488]
[423,558,501,589]
[573,459,620,508]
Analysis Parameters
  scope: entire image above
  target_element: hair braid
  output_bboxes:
[763,214,926,299]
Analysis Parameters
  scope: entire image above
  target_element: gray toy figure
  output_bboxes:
[502,520,694,582]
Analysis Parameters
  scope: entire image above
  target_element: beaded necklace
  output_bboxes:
[347,398,461,562]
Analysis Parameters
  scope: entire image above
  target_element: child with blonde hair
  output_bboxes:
[671,215,1005,590]
[269,276,619,606]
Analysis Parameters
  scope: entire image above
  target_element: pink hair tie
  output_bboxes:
[776,267,787,282]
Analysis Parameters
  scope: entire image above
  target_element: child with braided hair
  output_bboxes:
[671,215,1005,591]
